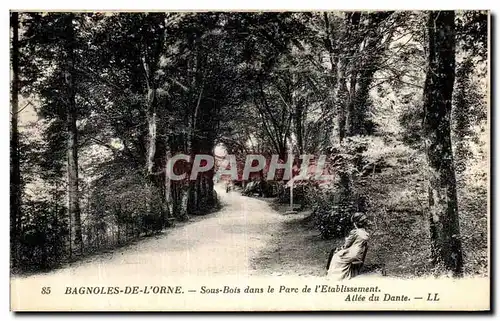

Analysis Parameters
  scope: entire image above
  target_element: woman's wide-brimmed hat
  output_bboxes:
[351,212,368,224]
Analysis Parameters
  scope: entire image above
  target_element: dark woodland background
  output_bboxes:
[9,11,488,277]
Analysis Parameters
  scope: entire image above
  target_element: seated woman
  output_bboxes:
[327,212,369,280]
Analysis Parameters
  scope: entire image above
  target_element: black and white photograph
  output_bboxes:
[8,9,490,311]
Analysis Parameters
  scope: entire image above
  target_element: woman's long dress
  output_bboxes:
[327,228,369,280]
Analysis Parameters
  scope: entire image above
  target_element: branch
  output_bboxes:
[253,97,281,154]
[257,78,282,135]
[191,77,205,137]
[371,76,424,89]
[11,101,34,115]
[75,65,126,92]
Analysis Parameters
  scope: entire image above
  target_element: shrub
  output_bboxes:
[18,201,69,270]
[307,181,367,239]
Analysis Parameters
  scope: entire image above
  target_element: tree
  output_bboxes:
[422,11,463,276]
[452,57,475,173]
[333,12,357,143]
[346,11,394,136]
[10,12,21,267]
[62,14,84,257]
[21,13,87,258]
[452,10,488,174]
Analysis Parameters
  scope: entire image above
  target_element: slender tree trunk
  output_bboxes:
[422,11,463,276]
[164,149,173,225]
[336,13,361,143]
[294,102,304,155]
[170,135,189,221]
[206,168,215,207]
[322,12,339,151]
[187,40,205,215]
[64,14,83,258]
[336,59,349,143]
[335,12,367,225]
[140,14,168,230]
[345,13,360,134]
[196,177,202,209]
[347,12,393,137]
[187,134,197,214]
[452,57,474,174]
[336,57,351,197]
[346,69,358,136]
[10,12,20,267]
[143,58,160,228]
[143,55,158,177]
[342,12,361,140]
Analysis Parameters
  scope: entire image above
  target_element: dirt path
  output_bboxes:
[12,185,291,284]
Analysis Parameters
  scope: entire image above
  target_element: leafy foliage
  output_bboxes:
[19,201,68,269]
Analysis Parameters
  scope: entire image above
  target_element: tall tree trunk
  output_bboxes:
[143,51,159,179]
[336,58,349,143]
[322,13,339,151]
[164,149,173,225]
[143,57,160,227]
[294,102,304,155]
[347,12,393,137]
[336,12,361,143]
[169,134,189,221]
[347,68,375,136]
[10,12,20,267]
[422,11,463,276]
[345,12,362,137]
[187,133,198,214]
[64,14,83,258]
[187,39,205,215]
[139,13,168,230]
[452,57,474,174]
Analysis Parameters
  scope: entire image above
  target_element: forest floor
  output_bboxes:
[249,204,334,277]
[251,200,385,278]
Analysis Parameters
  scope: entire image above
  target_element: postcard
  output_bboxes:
[9,9,490,311]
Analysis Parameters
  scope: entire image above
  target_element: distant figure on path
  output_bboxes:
[327,212,369,280]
